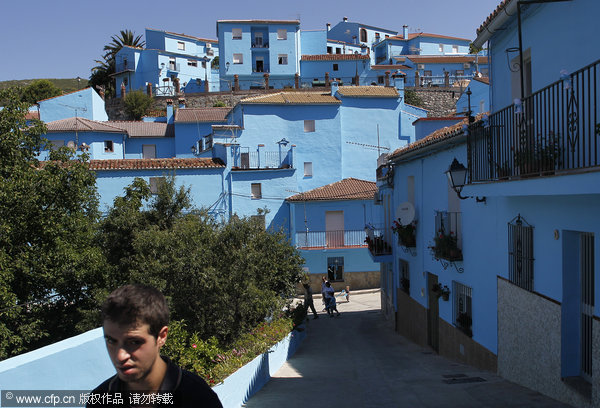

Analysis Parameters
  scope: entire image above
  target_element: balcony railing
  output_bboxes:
[468,58,600,182]
[295,230,367,249]
[235,147,292,169]
[364,224,392,256]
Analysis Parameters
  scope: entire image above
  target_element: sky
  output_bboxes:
[0,0,501,81]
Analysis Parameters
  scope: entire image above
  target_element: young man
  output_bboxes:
[88,284,223,407]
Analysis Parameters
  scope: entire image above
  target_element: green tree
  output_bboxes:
[20,79,63,105]
[123,90,154,120]
[0,88,104,359]
[89,30,145,98]
[404,89,424,107]
[211,56,219,69]
[469,42,483,55]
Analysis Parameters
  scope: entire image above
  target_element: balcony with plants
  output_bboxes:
[468,58,600,182]
[364,224,393,260]
[429,211,463,271]
[391,219,417,248]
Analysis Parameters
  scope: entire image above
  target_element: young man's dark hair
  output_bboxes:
[89,284,223,407]
[101,284,169,338]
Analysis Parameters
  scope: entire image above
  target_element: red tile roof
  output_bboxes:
[174,107,231,123]
[241,92,341,105]
[476,0,513,36]
[387,32,470,42]
[46,117,125,133]
[301,54,370,61]
[286,178,377,202]
[89,157,225,171]
[110,121,174,138]
[336,86,399,98]
[472,76,490,85]
[25,110,40,120]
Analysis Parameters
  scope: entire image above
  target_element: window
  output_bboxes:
[453,281,472,337]
[304,162,313,177]
[333,63,339,71]
[142,144,156,159]
[233,53,243,64]
[304,119,315,132]
[187,60,198,67]
[201,61,207,69]
[327,46,332,54]
[336,47,342,54]
[438,44,444,53]
[168,58,177,71]
[452,45,459,53]
[377,76,384,84]
[327,257,344,281]
[455,69,464,76]
[278,54,288,65]
[385,34,389,39]
[177,41,185,50]
[277,29,287,40]
[232,29,242,40]
[508,215,534,291]
[149,177,166,195]
[104,140,114,153]
[254,33,263,46]
[400,259,410,295]
[251,183,262,199]
[360,28,367,42]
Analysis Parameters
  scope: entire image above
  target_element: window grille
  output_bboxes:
[580,232,594,381]
[452,281,472,337]
[508,215,534,291]
[399,259,409,295]
[327,257,344,281]
[434,211,462,249]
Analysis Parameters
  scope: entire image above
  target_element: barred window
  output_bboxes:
[453,281,472,337]
[508,215,534,291]
[399,259,409,295]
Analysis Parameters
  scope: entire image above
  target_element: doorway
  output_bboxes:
[427,272,440,352]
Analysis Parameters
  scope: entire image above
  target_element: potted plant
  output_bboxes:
[431,283,450,301]
[391,219,417,247]
[513,131,561,175]
[431,229,462,261]
[495,160,511,179]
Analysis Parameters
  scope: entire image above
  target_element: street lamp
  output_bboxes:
[445,158,486,203]
[202,56,210,93]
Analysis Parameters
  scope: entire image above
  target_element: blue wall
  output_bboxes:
[39,88,108,122]
[456,79,489,116]
[301,30,327,55]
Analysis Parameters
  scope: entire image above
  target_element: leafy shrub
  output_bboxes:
[123,90,153,120]
[404,89,424,107]
[212,100,227,107]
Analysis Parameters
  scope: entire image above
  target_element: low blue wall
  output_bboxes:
[0,326,306,408]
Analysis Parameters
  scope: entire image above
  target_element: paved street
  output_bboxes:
[244,290,571,408]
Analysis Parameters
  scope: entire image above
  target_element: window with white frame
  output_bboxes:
[304,120,315,132]
[453,281,472,337]
[232,29,242,40]
[336,48,341,54]
[177,41,185,50]
[452,45,459,53]
[233,53,243,64]
[438,44,444,53]
[304,162,313,177]
[327,46,332,54]
[278,54,288,65]
[251,183,262,199]
[277,29,287,40]
[169,58,176,70]
[149,177,166,195]
[360,28,367,42]
[188,60,197,67]
[104,140,114,153]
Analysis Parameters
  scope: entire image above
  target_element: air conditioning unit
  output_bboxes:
[463,62,471,69]
[417,64,425,70]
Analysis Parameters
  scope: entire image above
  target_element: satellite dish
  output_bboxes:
[67,140,76,150]
[395,202,415,226]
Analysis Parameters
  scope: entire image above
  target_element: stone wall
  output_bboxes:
[406,87,462,117]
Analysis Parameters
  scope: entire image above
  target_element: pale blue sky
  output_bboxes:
[0,0,500,81]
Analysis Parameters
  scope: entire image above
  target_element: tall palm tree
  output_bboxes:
[89,29,145,98]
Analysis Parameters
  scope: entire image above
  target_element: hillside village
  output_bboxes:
[2,1,600,406]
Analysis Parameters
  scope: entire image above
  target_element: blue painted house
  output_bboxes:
[113,28,218,97]
[455,77,490,116]
[38,87,108,122]
[300,54,370,87]
[217,20,301,90]
[375,0,600,406]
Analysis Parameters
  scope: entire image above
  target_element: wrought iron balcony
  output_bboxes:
[364,224,392,257]
[468,58,600,182]
[234,147,293,170]
[295,230,367,249]
[431,211,462,262]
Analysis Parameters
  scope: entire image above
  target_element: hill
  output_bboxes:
[0,78,89,94]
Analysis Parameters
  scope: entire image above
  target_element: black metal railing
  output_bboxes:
[295,230,366,249]
[431,211,462,261]
[364,225,392,256]
[468,58,600,182]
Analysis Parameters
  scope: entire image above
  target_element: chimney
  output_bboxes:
[385,71,390,87]
[403,25,408,39]
[326,23,331,31]
[343,16,348,22]
[166,99,174,124]
[178,98,186,109]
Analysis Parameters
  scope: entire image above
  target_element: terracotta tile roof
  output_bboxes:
[109,121,174,138]
[476,0,513,36]
[25,111,40,120]
[472,76,490,85]
[387,33,470,42]
[286,178,377,202]
[389,117,468,160]
[371,64,406,70]
[336,86,398,98]
[240,92,340,105]
[89,157,225,171]
[392,56,407,62]
[407,55,488,64]
[301,54,370,61]
[413,116,466,124]
[46,117,125,133]
[174,108,231,123]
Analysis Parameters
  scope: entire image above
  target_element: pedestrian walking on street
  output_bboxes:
[324,281,340,317]
[320,276,328,312]
[303,282,318,319]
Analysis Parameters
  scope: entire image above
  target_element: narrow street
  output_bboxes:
[244,290,570,408]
